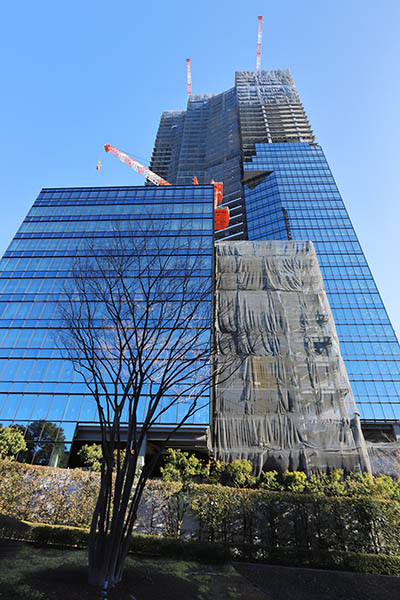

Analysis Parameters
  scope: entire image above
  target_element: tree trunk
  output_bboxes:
[88,545,122,585]
[88,517,131,586]
[87,457,142,587]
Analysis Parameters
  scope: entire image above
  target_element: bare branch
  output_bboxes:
[55,222,224,587]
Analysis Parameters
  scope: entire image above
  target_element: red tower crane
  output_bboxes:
[104,144,229,230]
[104,144,171,186]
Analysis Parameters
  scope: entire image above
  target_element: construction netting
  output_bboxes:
[367,443,400,477]
[213,240,371,475]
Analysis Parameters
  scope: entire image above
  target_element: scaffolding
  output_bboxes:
[213,240,371,475]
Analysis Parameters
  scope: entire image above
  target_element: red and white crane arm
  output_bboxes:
[103,143,229,230]
[104,144,171,187]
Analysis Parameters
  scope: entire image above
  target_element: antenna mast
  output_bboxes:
[256,15,263,72]
[186,58,192,97]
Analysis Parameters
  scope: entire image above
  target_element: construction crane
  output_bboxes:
[104,144,229,230]
[104,144,171,186]
[213,182,229,230]
[186,58,192,98]
[256,15,263,72]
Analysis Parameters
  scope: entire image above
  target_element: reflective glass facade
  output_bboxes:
[0,185,214,463]
[244,143,400,423]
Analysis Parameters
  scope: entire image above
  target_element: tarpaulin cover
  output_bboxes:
[213,240,371,475]
[368,443,400,477]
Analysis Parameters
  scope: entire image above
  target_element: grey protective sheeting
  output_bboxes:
[213,241,371,475]
[368,442,400,477]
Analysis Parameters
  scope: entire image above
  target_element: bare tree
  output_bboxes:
[57,229,216,587]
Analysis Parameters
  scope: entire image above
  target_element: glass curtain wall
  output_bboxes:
[244,142,400,423]
[0,185,214,464]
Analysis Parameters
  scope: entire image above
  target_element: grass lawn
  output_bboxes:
[0,540,264,600]
[1,540,399,600]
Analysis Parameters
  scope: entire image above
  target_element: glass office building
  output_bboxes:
[244,143,400,426]
[0,185,214,464]
[150,69,400,434]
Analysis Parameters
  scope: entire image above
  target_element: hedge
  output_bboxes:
[1,520,399,576]
[1,460,400,561]
[189,484,400,556]
[234,546,400,576]
[0,520,89,547]
[0,460,99,527]
[0,520,229,561]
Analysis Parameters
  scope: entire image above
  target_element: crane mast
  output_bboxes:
[256,15,263,72]
[186,58,192,98]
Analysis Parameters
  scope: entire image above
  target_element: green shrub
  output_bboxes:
[189,483,400,556]
[190,483,242,543]
[161,450,256,488]
[160,448,206,483]
[258,470,282,491]
[0,514,31,540]
[236,546,400,576]
[268,548,400,576]
[77,444,103,471]
[336,551,400,576]
[140,448,400,498]
[1,457,400,567]
[307,469,346,496]
[28,523,90,547]
[344,471,400,500]
[0,459,99,527]
[146,479,188,539]
[77,444,128,472]
[203,457,225,484]
[0,426,27,460]
[0,520,89,547]
[0,520,231,562]
[220,459,256,488]
[283,470,307,493]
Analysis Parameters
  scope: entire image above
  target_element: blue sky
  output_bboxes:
[1,0,400,335]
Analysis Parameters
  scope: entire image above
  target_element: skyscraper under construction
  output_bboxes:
[0,21,398,469]
[150,68,400,439]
